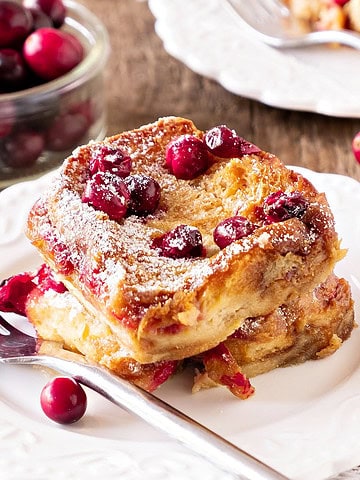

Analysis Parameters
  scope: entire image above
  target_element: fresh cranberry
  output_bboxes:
[40,377,87,424]
[165,135,210,180]
[152,224,203,259]
[333,0,350,5]
[23,27,84,80]
[123,174,161,216]
[28,7,52,30]
[82,171,130,221]
[45,111,88,151]
[89,144,132,177]
[1,130,45,168]
[23,0,66,27]
[35,264,67,293]
[262,191,309,223]
[204,125,261,158]
[69,100,95,128]
[0,100,15,138]
[0,48,28,91]
[213,216,256,249]
[0,273,36,315]
[0,1,33,48]
[352,131,360,164]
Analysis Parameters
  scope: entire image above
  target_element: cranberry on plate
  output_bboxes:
[40,376,87,424]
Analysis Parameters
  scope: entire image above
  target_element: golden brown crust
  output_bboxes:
[26,116,344,363]
[224,275,355,378]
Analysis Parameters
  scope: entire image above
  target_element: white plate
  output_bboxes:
[0,167,359,480]
[148,0,360,118]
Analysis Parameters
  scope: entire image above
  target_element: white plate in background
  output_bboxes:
[149,0,360,118]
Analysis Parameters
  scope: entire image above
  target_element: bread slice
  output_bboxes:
[25,267,354,397]
[26,117,344,363]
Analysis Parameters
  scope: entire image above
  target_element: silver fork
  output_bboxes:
[223,0,360,49]
[0,314,288,480]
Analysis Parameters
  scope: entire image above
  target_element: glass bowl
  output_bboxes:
[0,0,110,189]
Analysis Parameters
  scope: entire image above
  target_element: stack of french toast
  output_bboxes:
[1,117,354,398]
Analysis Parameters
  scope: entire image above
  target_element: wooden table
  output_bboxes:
[82,0,360,182]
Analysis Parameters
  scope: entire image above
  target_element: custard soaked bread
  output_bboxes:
[24,267,354,397]
[26,117,345,364]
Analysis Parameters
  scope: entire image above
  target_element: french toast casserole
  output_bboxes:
[0,116,355,399]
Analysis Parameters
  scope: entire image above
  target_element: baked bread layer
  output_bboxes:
[26,117,344,362]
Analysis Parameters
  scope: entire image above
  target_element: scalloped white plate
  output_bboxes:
[148,0,360,118]
[0,167,359,480]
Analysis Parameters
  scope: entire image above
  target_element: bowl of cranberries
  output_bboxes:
[0,0,109,189]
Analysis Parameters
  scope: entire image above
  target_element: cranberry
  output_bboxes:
[0,272,36,315]
[352,131,360,164]
[262,191,308,223]
[82,171,130,221]
[333,0,349,5]
[35,264,67,293]
[89,144,132,177]
[69,100,95,128]
[123,174,161,216]
[23,0,66,28]
[165,135,210,180]
[0,100,15,138]
[45,111,88,151]
[40,377,87,424]
[28,7,52,30]
[213,216,256,249]
[23,27,84,80]
[0,48,28,91]
[0,1,32,48]
[204,125,261,158]
[1,129,44,168]
[152,224,203,259]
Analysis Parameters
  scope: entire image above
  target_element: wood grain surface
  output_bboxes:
[82,0,360,182]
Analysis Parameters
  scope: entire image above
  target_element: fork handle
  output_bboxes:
[16,355,289,480]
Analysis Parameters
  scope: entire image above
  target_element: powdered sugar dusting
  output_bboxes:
[29,117,337,321]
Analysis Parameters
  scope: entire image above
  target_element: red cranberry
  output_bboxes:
[333,0,349,5]
[23,0,66,27]
[1,129,45,168]
[0,1,33,48]
[165,135,210,180]
[40,377,87,424]
[89,144,132,177]
[213,216,256,249]
[204,125,261,158]
[0,272,36,315]
[45,111,88,151]
[352,131,360,164]
[23,27,84,80]
[0,100,15,138]
[28,7,52,30]
[35,264,67,293]
[82,171,130,221]
[123,174,161,216]
[262,191,309,223]
[152,224,203,259]
[0,48,28,91]
[69,100,95,128]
